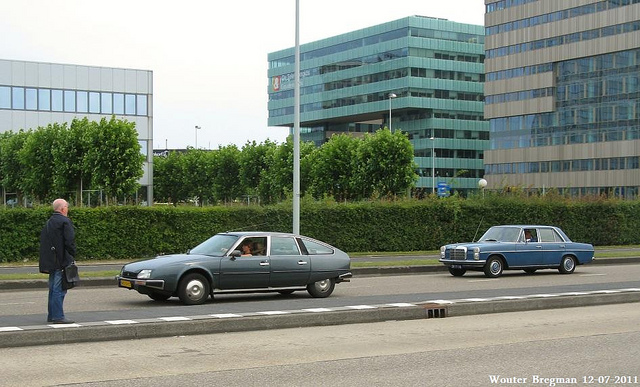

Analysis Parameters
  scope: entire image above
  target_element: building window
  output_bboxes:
[64,90,75,112]
[77,91,88,113]
[51,89,63,112]
[137,95,147,116]
[101,92,112,114]
[12,87,24,109]
[125,94,136,115]
[113,93,124,114]
[38,89,50,111]
[89,92,100,113]
[26,88,37,110]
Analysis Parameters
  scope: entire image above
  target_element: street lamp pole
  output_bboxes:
[388,93,396,131]
[194,125,201,149]
[430,136,435,194]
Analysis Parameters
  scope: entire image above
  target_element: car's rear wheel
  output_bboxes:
[307,278,335,298]
[178,273,210,305]
[523,268,537,274]
[147,292,171,302]
[558,256,576,274]
[484,256,504,278]
[448,268,466,277]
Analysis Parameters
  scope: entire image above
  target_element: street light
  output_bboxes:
[478,178,487,198]
[430,136,435,194]
[388,93,397,131]
[194,125,201,149]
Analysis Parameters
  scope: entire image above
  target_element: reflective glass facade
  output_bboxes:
[484,0,640,198]
[268,16,488,194]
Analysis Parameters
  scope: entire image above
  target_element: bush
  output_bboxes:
[1,196,639,263]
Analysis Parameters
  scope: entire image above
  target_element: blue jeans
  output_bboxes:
[47,270,67,322]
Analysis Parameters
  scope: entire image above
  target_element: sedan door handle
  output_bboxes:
[536,245,542,248]
[298,260,308,265]
[259,261,270,266]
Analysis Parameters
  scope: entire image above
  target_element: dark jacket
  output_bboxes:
[39,212,76,273]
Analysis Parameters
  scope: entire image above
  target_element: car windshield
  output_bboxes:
[189,234,239,256]
[479,226,521,243]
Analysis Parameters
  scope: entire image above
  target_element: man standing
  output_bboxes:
[39,198,76,324]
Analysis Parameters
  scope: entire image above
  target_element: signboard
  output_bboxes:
[437,182,450,197]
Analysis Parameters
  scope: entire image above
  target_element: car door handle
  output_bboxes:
[536,245,542,248]
[259,261,270,266]
[298,260,308,265]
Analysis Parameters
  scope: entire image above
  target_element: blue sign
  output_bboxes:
[437,182,450,197]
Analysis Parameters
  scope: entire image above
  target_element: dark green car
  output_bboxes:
[117,232,352,305]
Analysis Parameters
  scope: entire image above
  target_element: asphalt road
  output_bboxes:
[1,262,639,347]
[3,302,639,386]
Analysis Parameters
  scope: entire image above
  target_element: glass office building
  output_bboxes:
[0,59,153,204]
[484,0,640,198]
[268,16,488,195]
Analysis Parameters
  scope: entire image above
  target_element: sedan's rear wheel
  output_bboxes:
[484,256,504,278]
[307,278,335,298]
[558,256,576,274]
[448,268,466,277]
[178,273,210,305]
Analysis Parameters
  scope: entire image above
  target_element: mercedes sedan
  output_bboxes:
[117,232,352,305]
[439,225,594,278]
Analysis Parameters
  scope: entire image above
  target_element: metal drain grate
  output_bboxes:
[426,308,446,318]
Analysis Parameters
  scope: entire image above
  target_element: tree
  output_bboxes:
[51,118,94,203]
[212,145,241,203]
[239,140,277,201]
[0,130,31,203]
[18,123,65,203]
[153,151,190,204]
[84,117,144,202]
[258,137,315,204]
[309,134,360,201]
[355,129,417,199]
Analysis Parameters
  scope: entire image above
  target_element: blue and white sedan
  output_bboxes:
[439,225,594,278]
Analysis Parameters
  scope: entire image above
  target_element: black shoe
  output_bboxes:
[50,319,75,324]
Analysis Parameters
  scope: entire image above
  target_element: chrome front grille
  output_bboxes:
[450,247,467,260]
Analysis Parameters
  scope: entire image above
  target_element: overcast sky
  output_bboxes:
[1,0,484,150]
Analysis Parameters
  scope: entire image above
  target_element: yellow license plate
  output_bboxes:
[120,279,132,288]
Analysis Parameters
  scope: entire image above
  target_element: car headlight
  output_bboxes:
[473,247,480,260]
[137,269,152,279]
[440,246,445,259]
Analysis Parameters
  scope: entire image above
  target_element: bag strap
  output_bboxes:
[45,219,61,268]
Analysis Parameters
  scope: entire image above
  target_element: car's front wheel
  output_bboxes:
[484,256,504,278]
[178,273,210,305]
[448,267,466,277]
[307,278,335,298]
[147,291,171,302]
[558,256,576,274]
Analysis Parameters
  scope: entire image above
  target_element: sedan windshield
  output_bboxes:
[479,226,521,243]
[189,234,238,256]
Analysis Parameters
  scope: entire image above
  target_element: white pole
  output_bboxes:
[293,0,301,235]
[431,137,435,194]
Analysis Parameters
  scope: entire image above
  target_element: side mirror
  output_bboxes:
[230,249,242,258]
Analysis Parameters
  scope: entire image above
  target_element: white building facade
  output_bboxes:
[0,59,153,204]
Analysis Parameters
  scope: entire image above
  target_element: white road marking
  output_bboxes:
[0,327,22,332]
[105,320,138,325]
[346,305,377,310]
[210,313,243,318]
[256,311,290,315]
[159,316,191,322]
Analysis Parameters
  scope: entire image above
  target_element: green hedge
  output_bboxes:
[2,197,640,263]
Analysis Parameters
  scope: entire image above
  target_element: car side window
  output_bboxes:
[271,236,301,256]
[538,228,556,242]
[300,239,334,255]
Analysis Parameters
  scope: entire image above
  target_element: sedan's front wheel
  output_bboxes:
[178,273,210,305]
[448,268,466,277]
[307,278,335,298]
[484,256,504,278]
